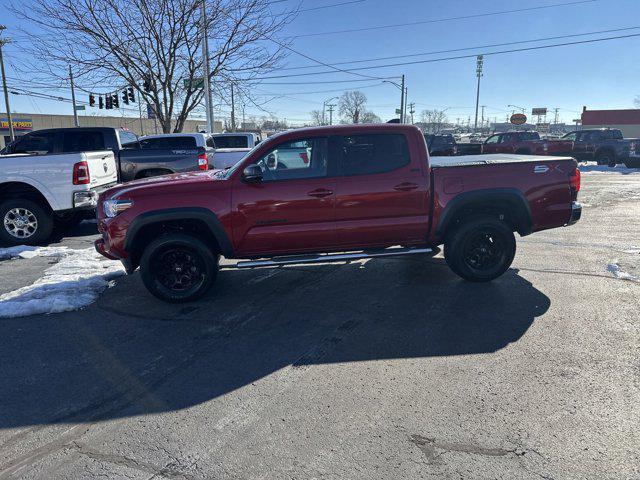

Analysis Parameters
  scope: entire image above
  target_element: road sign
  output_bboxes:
[146,103,156,119]
[532,107,547,116]
[395,108,402,114]
[510,113,527,125]
[75,105,85,111]
[183,77,204,90]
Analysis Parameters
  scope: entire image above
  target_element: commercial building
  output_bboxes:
[0,112,222,149]
[581,107,640,137]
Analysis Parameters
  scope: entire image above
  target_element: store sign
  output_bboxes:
[532,108,547,116]
[0,118,33,131]
[537,123,550,133]
[510,113,527,125]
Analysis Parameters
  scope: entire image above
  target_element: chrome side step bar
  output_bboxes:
[233,246,432,269]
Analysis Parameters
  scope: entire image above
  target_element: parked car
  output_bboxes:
[0,134,118,245]
[425,134,457,156]
[561,129,640,167]
[96,124,581,302]
[1,127,209,183]
[139,133,213,171]
[206,132,260,170]
[481,131,574,156]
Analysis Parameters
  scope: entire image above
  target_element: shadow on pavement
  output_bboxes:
[0,256,550,428]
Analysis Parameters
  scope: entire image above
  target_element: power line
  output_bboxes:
[252,31,640,81]
[295,0,366,13]
[278,25,640,72]
[294,0,597,38]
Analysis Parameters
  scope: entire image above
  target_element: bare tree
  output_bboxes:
[309,109,324,126]
[12,0,295,132]
[339,90,368,124]
[360,111,381,123]
[420,109,449,133]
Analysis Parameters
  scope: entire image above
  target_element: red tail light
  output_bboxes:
[299,152,309,164]
[570,167,581,192]
[198,153,208,171]
[73,161,90,185]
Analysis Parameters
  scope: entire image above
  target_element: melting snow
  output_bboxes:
[0,247,125,318]
[607,262,640,283]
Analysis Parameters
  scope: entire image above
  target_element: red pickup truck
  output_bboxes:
[482,131,574,156]
[95,124,581,302]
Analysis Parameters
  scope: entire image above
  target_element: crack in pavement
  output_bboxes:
[409,434,526,465]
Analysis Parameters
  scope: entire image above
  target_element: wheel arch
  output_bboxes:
[124,207,233,269]
[0,181,54,212]
[436,188,533,240]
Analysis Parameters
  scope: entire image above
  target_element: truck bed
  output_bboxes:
[430,153,575,168]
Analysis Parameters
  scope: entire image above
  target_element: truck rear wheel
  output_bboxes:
[444,216,516,282]
[595,150,616,167]
[139,233,219,303]
[0,198,54,246]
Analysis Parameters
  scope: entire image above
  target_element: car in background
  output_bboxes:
[481,130,574,156]
[425,134,457,156]
[561,128,640,167]
[1,127,210,183]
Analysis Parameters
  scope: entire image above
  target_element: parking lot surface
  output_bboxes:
[0,166,638,479]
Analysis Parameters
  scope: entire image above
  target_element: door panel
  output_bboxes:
[333,134,430,248]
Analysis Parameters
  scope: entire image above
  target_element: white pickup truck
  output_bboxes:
[207,132,261,169]
[0,141,118,245]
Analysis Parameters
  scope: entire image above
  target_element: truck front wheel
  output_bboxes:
[0,198,54,246]
[139,233,219,303]
[444,216,516,282]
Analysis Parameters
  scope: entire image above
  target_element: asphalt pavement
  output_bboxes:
[0,166,638,479]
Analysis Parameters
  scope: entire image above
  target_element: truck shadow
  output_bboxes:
[0,257,550,429]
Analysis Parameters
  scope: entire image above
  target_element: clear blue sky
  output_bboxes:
[3,0,640,125]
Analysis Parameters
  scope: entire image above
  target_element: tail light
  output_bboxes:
[73,161,90,185]
[570,167,580,201]
[198,153,208,170]
[299,152,309,164]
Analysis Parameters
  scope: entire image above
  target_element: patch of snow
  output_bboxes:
[0,247,125,318]
[578,163,639,175]
[621,248,640,255]
[607,262,640,283]
[0,245,71,261]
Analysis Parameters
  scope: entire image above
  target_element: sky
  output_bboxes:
[2,0,640,126]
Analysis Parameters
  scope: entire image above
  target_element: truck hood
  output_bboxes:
[102,170,227,200]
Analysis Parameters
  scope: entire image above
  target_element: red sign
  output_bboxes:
[510,113,527,125]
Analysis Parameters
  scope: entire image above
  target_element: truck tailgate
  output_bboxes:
[83,150,118,187]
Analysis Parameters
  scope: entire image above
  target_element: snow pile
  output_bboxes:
[0,247,125,318]
[0,245,70,261]
[607,262,640,283]
[578,163,639,175]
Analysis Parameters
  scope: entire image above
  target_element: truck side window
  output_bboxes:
[139,137,197,149]
[256,137,328,181]
[119,130,140,149]
[339,134,409,176]
[11,132,56,155]
[62,131,105,152]
[485,134,500,144]
[563,132,577,141]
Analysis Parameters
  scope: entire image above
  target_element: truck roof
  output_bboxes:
[266,123,422,142]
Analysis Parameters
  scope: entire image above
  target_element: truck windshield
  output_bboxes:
[213,135,249,148]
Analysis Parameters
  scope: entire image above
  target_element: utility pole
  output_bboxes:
[409,102,415,124]
[69,66,79,127]
[327,104,336,125]
[0,25,14,141]
[553,107,559,126]
[480,105,486,132]
[473,55,483,133]
[230,82,236,132]
[200,0,214,133]
[400,74,405,123]
[137,90,144,135]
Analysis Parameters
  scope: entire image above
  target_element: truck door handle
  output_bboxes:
[307,188,333,198]
[393,182,419,191]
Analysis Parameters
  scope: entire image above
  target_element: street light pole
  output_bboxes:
[200,0,215,133]
[327,103,336,125]
[473,55,483,133]
[400,75,405,123]
[69,65,80,127]
[0,25,15,141]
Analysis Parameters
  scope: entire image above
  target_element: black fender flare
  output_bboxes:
[124,207,234,257]
[436,188,533,238]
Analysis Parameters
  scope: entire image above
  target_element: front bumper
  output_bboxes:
[567,202,582,225]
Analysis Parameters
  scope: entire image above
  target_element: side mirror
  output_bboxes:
[243,164,263,182]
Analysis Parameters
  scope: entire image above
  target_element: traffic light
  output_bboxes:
[112,93,119,108]
[89,94,95,107]
[143,76,152,92]
[122,89,129,105]
[99,96,104,109]
[105,95,112,109]
[128,87,135,103]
